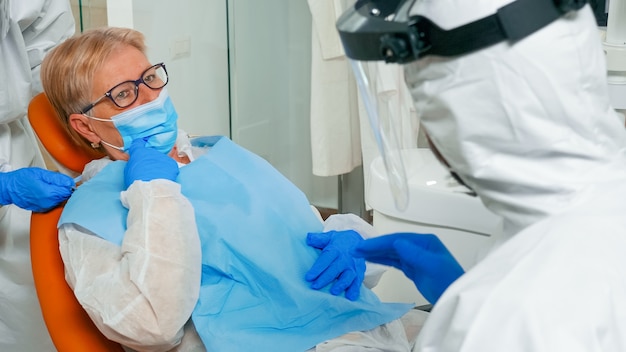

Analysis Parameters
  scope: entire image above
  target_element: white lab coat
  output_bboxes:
[308,0,362,177]
[401,1,626,350]
[0,0,74,350]
[59,136,427,352]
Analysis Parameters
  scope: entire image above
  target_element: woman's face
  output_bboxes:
[69,44,160,161]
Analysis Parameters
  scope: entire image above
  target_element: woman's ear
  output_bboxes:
[69,113,100,144]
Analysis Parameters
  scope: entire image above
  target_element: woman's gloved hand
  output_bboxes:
[305,230,366,301]
[124,138,179,189]
[352,233,464,305]
[0,167,75,212]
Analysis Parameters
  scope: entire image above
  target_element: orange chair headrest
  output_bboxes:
[28,93,104,173]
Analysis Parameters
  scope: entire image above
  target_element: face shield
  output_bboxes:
[350,58,410,211]
[336,0,587,211]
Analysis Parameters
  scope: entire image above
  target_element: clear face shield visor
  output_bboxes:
[337,0,426,212]
[350,59,410,211]
[336,0,587,211]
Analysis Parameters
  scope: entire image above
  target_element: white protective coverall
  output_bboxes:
[59,134,428,352]
[0,0,74,350]
[402,1,626,351]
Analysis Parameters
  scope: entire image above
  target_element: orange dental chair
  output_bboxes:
[27,93,124,351]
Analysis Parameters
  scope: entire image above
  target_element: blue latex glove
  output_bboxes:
[352,233,464,305]
[305,230,366,301]
[124,138,179,189]
[0,167,75,212]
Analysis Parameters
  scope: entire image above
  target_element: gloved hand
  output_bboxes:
[352,233,464,305]
[305,230,366,301]
[0,167,75,212]
[124,138,179,189]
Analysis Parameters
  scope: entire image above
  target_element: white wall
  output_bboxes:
[228,0,337,208]
[70,0,108,33]
[123,0,231,138]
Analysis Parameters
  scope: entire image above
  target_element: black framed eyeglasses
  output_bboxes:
[80,63,169,114]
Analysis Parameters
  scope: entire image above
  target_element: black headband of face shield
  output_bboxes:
[337,0,588,64]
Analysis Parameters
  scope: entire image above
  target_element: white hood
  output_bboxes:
[404,4,626,236]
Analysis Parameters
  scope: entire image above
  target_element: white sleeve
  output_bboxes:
[11,0,75,94]
[322,213,387,288]
[59,179,202,352]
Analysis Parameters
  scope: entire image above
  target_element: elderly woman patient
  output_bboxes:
[40,27,425,352]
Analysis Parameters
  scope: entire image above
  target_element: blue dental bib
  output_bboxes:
[59,136,412,351]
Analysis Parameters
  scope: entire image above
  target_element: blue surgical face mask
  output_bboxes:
[84,88,178,154]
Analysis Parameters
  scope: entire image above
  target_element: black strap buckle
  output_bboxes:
[379,22,431,63]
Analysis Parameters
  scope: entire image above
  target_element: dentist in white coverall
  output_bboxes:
[353,1,626,351]
[0,0,75,350]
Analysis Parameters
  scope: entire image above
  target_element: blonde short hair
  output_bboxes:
[40,27,146,148]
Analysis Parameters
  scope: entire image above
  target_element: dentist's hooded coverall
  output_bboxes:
[392,1,626,351]
[0,0,74,350]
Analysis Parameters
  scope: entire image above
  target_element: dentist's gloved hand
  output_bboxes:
[305,230,365,301]
[0,167,75,212]
[352,233,464,305]
[124,138,179,189]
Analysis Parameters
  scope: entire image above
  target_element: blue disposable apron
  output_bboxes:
[59,136,412,351]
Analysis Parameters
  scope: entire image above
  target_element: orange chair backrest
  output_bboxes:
[30,210,125,351]
[28,93,124,351]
